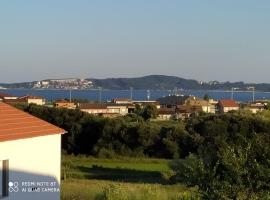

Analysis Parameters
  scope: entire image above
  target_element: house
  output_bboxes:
[111,98,132,104]
[184,96,216,113]
[0,102,66,200]
[243,103,265,114]
[157,108,176,120]
[254,100,269,107]
[208,99,218,105]
[79,103,107,115]
[17,95,46,105]
[3,98,28,105]
[106,103,133,116]
[176,105,203,119]
[218,99,239,113]
[0,93,18,101]
[132,100,161,109]
[5,95,46,106]
[54,100,76,109]
[157,95,189,109]
[79,103,134,117]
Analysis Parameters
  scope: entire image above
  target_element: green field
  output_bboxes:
[61,155,200,200]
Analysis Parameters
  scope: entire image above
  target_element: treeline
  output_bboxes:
[18,104,270,199]
[17,104,194,158]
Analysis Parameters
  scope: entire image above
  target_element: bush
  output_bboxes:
[97,148,116,159]
[176,192,201,200]
[161,170,176,184]
[96,184,128,200]
[140,185,162,200]
[170,154,206,187]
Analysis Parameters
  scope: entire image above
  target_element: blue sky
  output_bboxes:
[0,0,270,83]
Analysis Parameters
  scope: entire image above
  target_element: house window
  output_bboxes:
[0,160,9,198]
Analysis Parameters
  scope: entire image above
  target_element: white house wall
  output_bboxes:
[0,134,61,200]
[27,99,45,105]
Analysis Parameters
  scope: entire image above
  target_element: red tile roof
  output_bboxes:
[158,108,175,115]
[3,99,27,104]
[176,105,203,114]
[55,99,73,103]
[18,95,44,100]
[79,103,107,109]
[0,93,17,98]
[219,99,239,107]
[112,98,132,101]
[106,103,135,108]
[0,102,66,142]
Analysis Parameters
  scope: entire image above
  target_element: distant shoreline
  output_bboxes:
[1,75,270,92]
[1,88,270,93]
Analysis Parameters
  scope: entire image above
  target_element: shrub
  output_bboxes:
[97,148,116,159]
[176,192,201,200]
[140,185,162,200]
[96,184,128,200]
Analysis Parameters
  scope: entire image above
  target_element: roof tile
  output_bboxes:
[219,99,239,107]
[0,102,66,142]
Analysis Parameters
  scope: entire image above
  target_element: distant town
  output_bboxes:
[33,79,93,90]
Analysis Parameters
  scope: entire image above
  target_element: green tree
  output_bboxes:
[141,104,158,120]
[265,101,270,110]
[203,94,209,101]
[171,113,270,199]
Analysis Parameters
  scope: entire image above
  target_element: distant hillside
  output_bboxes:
[89,75,270,91]
[1,75,270,91]
[0,81,36,89]
[89,75,201,90]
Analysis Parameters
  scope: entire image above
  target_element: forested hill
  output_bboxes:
[90,75,200,90]
[90,75,270,91]
[1,75,270,91]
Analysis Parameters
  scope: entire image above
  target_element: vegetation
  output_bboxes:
[265,101,270,110]
[62,155,170,182]
[61,155,200,200]
[203,94,209,101]
[171,113,270,199]
[17,104,192,159]
[17,104,270,199]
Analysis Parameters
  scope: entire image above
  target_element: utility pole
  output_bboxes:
[147,90,150,100]
[248,86,255,102]
[98,87,102,103]
[130,87,133,100]
[69,89,72,103]
[253,87,255,102]
[231,87,238,100]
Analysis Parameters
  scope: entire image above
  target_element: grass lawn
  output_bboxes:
[61,155,200,200]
